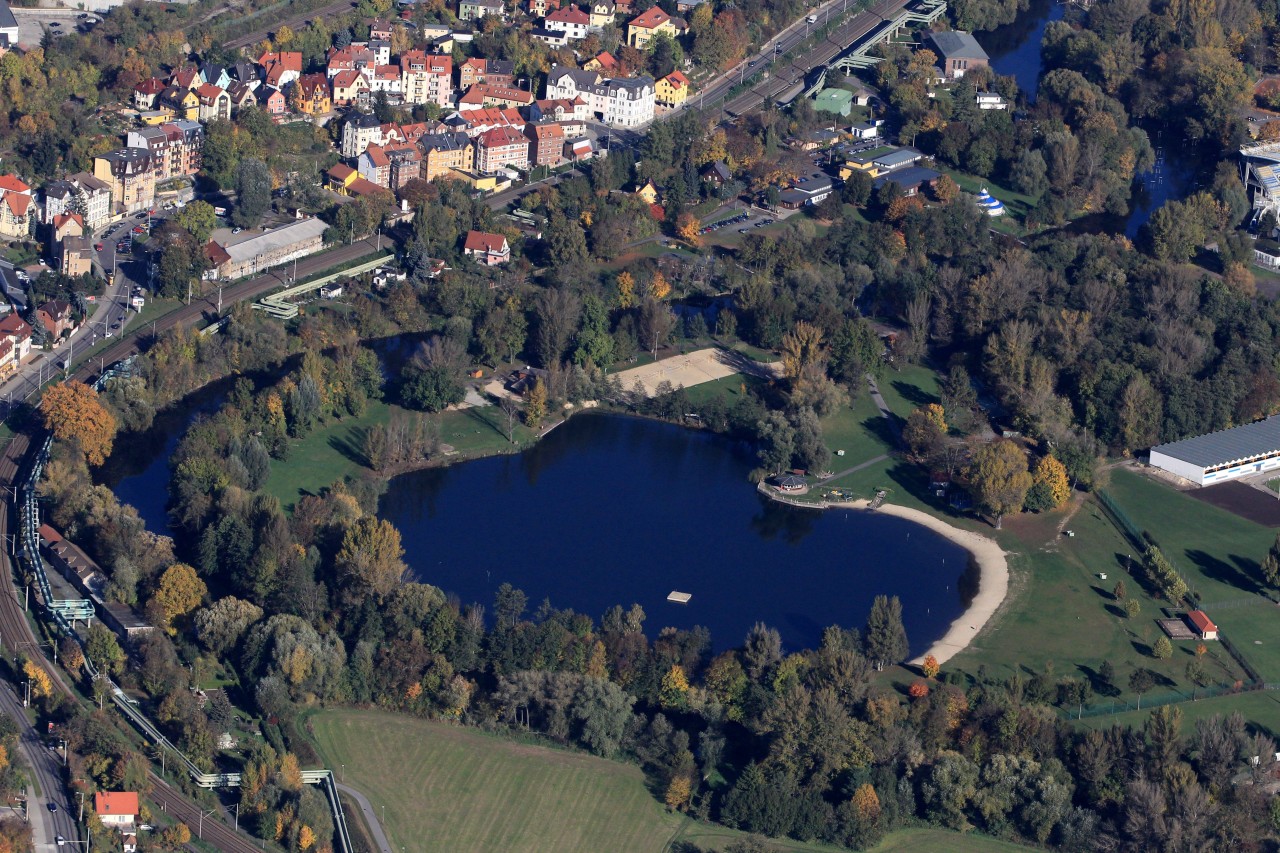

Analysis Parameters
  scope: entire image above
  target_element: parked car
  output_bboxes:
[94,243,103,251]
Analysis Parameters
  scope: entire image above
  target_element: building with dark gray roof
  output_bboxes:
[926,30,989,79]
[0,0,17,49]
[1149,416,1280,486]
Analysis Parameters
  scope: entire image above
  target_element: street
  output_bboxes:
[0,681,79,850]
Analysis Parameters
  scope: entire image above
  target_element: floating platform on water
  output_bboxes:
[667,591,692,604]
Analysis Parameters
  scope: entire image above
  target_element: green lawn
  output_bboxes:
[1103,468,1280,681]
[936,167,1036,230]
[1073,689,1280,736]
[683,373,767,406]
[946,497,1250,709]
[821,391,894,467]
[877,364,942,420]
[263,399,535,512]
[312,709,684,853]
[311,709,1034,853]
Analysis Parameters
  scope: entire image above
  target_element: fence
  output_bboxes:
[1071,679,1265,720]
[1095,489,1198,604]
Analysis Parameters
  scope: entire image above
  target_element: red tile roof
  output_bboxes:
[465,230,508,253]
[2,192,31,217]
[663,70,689,88]
[548,4,589,23]
[94,792,139,819]
[135,77,166,95]
[0,175,30,194]
[1188,610,1218,634]
[629,6,669,28]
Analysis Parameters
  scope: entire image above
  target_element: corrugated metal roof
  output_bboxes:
[1150,416,1280,468]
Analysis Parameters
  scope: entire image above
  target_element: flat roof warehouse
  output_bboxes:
[1149,416,1280,486]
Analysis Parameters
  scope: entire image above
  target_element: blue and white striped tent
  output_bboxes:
[976,187,1005,217]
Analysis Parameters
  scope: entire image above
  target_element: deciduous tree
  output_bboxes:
[152,563,207,634]
[969,439,1033,528]
[41,382,117,466]
[336,516,407,598]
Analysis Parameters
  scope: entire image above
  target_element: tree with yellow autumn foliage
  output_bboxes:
[660,664,690,708]
[676,212,702,247]
[665,774,693,811]
[616,271,636,309]
[23,660,51,700]
[41,382,117,466]
[152,563,207,634]
[780,321,824,381]
[648,270,671,300]
[1025,454,1072,512]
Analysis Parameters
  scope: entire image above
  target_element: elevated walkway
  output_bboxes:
[254,254,392,320]
[822,0,947,80]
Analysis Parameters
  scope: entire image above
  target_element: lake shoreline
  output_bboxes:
[758,486,1009,666]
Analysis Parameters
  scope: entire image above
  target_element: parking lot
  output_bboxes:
[10,8,101,49]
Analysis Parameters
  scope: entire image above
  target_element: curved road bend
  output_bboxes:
[337,782,393,853]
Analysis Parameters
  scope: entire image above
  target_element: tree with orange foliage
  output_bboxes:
[648,270,671,300]
[852,782,881,822]
[933,174,959,203]
[885,194,924,223]
[921,654,940,679]
[676,212,702,247]
[616,271,636,309]
[41,382,117,466]
[908,680,930,699]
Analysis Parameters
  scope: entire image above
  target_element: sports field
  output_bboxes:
[310,709,1033,853]
[1073,689,1280,735]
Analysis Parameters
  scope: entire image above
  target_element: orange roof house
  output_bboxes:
[1187,610,1218,640]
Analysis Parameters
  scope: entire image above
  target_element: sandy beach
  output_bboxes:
[769,490,1009,666]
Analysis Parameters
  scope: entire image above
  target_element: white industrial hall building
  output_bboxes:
[1148,416,1280,486]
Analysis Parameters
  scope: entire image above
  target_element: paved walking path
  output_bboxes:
[866,373,902,446]
[820,453,890,485]
[337,782,393,853]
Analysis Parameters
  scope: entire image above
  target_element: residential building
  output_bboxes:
[458,58,515,89]
[372,64,402,95]
[93,149,155,216]
[700,160,731,186]
[545,66,654,127]
[526,122,565,167]
[655,70,689,107]
[401,51,453,108]
[530,27,569,47]
[196,84,231,122]
[94,791,138,853]
[258,50,303,88]
[529,0,559,14]
[171,67,201,91]
[419,132,474,181]
[43,173,111,231]
[366,39,393,66]
[546,5,590,39]
[589,0,615,28]
[464,230,510,265]
[201,63,231,90]
[925,30,989,79]
[230,61,260,86]
[0,339,14,376]
[37,299,75,338]
[626,6,684,48]
[0,0,17,51]
[447,106,524,137]
[476,125,530,172]
[133,78,166,110]
[257,85,287,117]
[158,85,199,120]
[358,144,391,187]
[164,120,205,176]
[976,91,1008,110]
[0,174,32,239]
[226,81,258,113]
[458,83,534,109]
[532,97,590,123]
[296,74,332,114]
[632,178,659,204]
[0,314,31,363]
[58,234,92,276]
[332,69,371,107]
[459,0,504,19]
[368,17,394,40]
[584,51,618,73]
[203,217,329,279]
[49,213,84,244]
[327,163,359,194]
[385,143,422,190]
[342,110,386,158]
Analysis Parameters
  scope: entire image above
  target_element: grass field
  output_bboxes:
[820,390,894,468]
[946,496,1250,707]
[311,709,1031,853]
[263,399,535,512]
[1103,468,1280,682]
[1073,689,1280,736]
[878,364,942,420]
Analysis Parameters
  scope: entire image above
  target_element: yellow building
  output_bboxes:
[656,71,689,107]
[159,85,200,121]
[421,132,475,182]
[326,164,359,195]
[627,6,683,48]
[452,170,501,192]
[633,179,659,204]
[139,109,176,126]
[93,149,156,216]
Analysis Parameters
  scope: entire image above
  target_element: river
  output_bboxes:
[380,414,975,655]
[981,0,1199,234]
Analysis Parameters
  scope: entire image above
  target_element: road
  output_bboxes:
[0,681,78,850]
[337,782,392,853]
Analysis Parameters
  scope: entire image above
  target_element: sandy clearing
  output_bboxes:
[611,347,782,396]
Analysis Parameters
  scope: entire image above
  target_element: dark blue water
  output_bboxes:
[983,0,1065,101]
[382,414,975,655]
[99,383,229,533]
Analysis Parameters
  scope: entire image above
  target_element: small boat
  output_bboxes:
[667,591,692,604]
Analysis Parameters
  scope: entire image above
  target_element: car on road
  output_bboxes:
[49,21,61,27]
[132,226,146,234]
[94,243,104,251]
[47,802,56,812]
[232,227,243,234]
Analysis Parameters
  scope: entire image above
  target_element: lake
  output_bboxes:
[381,414,976,655]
